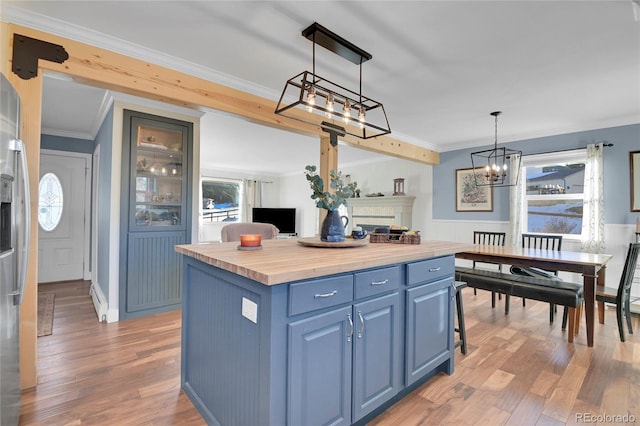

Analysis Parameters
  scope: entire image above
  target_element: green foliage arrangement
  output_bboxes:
[304,165,358,211]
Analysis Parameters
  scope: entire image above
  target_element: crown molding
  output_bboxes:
[90,91,115,138]
[40,127,95,140]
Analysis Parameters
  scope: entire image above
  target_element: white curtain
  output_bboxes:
[509,153,524,247]
[244,179,262,222]
[581,143,605,253]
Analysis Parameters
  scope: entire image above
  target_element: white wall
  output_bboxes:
[279,170,318,237]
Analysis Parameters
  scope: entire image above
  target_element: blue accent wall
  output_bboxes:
[95,107,114,301]
[41,134,95,154]
[433,123,640,224]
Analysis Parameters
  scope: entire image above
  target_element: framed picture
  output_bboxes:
[631,151,640,212]
[456,167,493,212]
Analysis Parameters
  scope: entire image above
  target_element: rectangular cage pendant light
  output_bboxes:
[275,22,390,140]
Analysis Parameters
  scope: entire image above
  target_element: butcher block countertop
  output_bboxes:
[175,238,473,285]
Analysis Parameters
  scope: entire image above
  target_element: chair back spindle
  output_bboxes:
[473,231,506,247]
[521,233,562,251]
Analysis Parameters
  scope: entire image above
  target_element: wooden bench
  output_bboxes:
[455,266,583,342]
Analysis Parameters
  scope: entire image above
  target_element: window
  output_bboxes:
[38,172,63,231]
[523,150,586,237]
[201,178,243,222]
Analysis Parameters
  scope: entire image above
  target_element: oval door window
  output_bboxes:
[38,172,64,231]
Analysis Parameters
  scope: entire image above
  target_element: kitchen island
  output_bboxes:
[175,238,472,426]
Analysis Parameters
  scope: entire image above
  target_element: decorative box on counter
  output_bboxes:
[370,231,421,244]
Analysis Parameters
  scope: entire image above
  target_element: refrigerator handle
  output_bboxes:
[11,139,30,305]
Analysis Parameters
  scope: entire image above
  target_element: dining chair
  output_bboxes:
[454,280,468,354]
[472,231,506,308]
[509,233,564,323]
[221,222,280,242]
[596,242,640,342]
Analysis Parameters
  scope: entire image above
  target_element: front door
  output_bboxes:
[38,150,90,283]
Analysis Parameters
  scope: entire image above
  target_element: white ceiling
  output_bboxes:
[3,1,640,175]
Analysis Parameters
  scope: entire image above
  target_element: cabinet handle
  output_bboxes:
[429,267,441,272]
[451,281,456,301]
[314,290,338,298]
[357,310,365,338]
[370,279,388,286]
[347,314,353,342]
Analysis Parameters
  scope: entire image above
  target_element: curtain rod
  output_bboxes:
[523,142,613,157]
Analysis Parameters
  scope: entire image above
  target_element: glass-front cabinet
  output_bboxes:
[133,124,185,228]
[120,110,193,320]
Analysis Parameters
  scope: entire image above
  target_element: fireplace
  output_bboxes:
[346,195,415,232]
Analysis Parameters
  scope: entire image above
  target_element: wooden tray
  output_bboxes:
[297,237,370,248]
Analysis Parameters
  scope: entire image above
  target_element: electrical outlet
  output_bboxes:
[242,297,258,323]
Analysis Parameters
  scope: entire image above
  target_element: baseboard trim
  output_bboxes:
[89,283,108,322]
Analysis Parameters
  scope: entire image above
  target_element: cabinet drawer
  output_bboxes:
[354,266,401,299]
[406,256,454,286]
[289,275,354,316]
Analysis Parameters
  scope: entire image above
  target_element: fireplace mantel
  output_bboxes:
[347,195,415,232]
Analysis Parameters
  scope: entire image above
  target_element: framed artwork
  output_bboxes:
[631,151,640,212]
[456,167,493,212]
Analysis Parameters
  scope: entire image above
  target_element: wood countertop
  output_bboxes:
[176,238,474,285]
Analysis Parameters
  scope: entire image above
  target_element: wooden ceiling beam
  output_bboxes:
[6,23,439,165]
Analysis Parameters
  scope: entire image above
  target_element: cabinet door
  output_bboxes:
[288,307,352,426]
[352,293,401,422]
[130,117,187,230]
[405,277,454,386]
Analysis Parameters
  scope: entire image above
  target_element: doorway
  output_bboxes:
[37,150,92,283]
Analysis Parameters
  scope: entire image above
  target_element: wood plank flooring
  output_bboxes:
[20,281,639,425]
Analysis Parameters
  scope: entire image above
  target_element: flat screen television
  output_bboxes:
[252,207,297,235]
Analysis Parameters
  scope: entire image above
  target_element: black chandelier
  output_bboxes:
[470,111,522,187]
[275,22,390,141]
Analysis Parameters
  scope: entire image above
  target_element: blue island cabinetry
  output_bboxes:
[179,245,457,426]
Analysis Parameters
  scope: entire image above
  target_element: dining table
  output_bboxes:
[455,245,613,347]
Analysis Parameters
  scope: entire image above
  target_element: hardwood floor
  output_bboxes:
[21,282,639,425]
[21,281,204,426]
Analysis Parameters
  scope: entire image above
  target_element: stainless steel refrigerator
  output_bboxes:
[1,72,31,426]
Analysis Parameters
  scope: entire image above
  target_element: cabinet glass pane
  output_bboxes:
[136,149,182,178]
[132,121,186,229]
[135,204,181,227]
[137,125,183,152]
[135,176,182,203]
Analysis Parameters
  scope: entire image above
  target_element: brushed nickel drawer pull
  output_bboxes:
[347,313,353,342]
[429,267,441,272]
[371,279,389,286]
[314,290,338,298]
[357,310,365,338]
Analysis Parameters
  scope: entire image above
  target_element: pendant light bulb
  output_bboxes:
[343,99,351,123]
[358,105,366,129]
[325,94,334,118]
[306,85,316,112]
